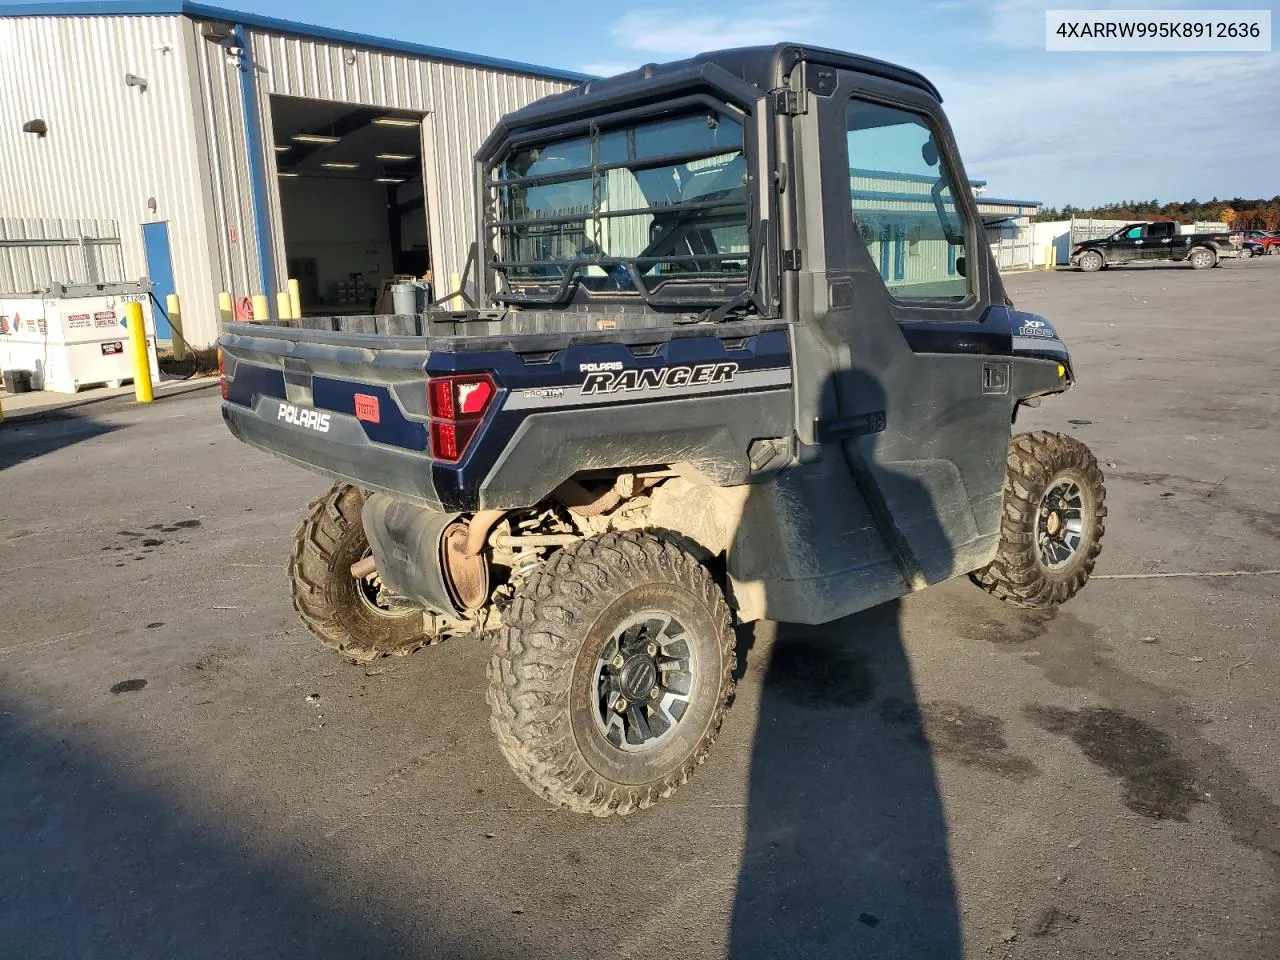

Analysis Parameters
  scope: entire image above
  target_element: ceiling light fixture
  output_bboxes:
[278,171,300,177]
[292,133,340,144]
[274,144,291,152]
[375,152,414,161]
[321,161,359,169]
[374,177,405,184]
[372,116,419,128]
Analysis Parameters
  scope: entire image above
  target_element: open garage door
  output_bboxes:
[270,96,430,315]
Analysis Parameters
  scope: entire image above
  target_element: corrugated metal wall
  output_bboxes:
[850,172,958,288]
[0,217,126,293]
[0,12,574,346]
[193,22,576,312]
[0,15,221,342]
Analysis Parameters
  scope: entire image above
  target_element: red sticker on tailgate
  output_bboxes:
[354,393,380,423]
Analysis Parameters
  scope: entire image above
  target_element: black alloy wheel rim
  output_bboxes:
[592,612,696,752]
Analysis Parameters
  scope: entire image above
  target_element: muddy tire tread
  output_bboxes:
[971,431,1107,608]
[487,531,734,817]
[287,483,427,662]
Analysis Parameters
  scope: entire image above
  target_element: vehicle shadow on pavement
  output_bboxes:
[727,605,962,958]
[728,366,963,958]
[0,409,123,472]
[0,704,495,959]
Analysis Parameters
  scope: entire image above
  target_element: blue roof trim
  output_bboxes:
[0,0,595,83]
[976,198,1043,208]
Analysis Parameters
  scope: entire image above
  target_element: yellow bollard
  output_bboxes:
[276,290,292,321]
[166,293,187,361]
[288,278,302,320]
[126,302,154,403]
[252,294,269,321]
[217,291,234,327]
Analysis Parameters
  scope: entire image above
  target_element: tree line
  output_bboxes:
[1032,198,1280,230]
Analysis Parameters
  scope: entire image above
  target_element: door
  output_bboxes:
[141,221,175,340]
[1141,220,1176,259]
[1110,223,1145,262]
[797,67,1015,585]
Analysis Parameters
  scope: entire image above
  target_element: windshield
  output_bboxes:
[488,109,749,302]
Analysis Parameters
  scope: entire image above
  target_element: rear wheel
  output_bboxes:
[1241,246,1254,259]
[288,483,432,662]
[971,432,1106,607]
[1077,250,1104,273]
[1189,247,1216,269]
[487,531,735,816]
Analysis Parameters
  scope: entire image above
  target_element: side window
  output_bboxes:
[1147,222,1172,238]
[1125,226,1143,239]
[847,98,971,302]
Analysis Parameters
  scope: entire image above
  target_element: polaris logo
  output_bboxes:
[581,362,738,396]
[278,403,331,432]
[579,361,624,373]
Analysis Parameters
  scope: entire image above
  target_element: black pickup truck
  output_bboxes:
[218,43,1108,817]
[1070,220,1243,271]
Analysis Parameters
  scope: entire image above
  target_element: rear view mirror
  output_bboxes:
[955,255,966,277]
[921,139,939,167]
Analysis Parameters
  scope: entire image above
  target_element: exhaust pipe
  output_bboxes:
[350,555,377,579]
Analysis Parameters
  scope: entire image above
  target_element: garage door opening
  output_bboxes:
[270,96,429,315]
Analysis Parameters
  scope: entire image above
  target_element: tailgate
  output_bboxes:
[219,315,794,511]
[218,323,444,507]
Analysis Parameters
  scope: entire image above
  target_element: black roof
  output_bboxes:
[477,43,942,163]
[563,43,940,105]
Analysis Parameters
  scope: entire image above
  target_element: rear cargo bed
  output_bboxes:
[219,313,794,512]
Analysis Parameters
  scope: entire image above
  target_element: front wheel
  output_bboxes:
[1077,250,1104,273]
[971,432,1107,607]
[487,531,735,816]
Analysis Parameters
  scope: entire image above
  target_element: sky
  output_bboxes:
[50,0,1280,206]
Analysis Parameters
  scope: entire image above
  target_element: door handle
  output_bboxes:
[1161,238,1171,243]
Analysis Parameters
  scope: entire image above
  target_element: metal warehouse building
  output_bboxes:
[0,1,586,347]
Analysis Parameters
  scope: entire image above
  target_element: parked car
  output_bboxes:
[1070,220,1244,271]
[1240,231,1280,256]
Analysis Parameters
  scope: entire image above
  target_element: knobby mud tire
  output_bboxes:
[288,483,431,662]
[487,531,735,817]
[971,431,1107,607]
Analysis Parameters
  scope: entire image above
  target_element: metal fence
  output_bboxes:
[0,218,126,294]
[989,235,1037,270]
[1069,217,1231,244]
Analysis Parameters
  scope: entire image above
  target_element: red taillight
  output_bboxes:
[457,378,493,415]
[430,421,459,461]
[218,347,229,400]
[427,373,496,462]
[428,379,455,420]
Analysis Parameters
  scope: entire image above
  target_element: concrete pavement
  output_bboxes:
[1,257,1277,959]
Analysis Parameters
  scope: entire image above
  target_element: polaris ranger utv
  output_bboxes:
[218,44,1107,816]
